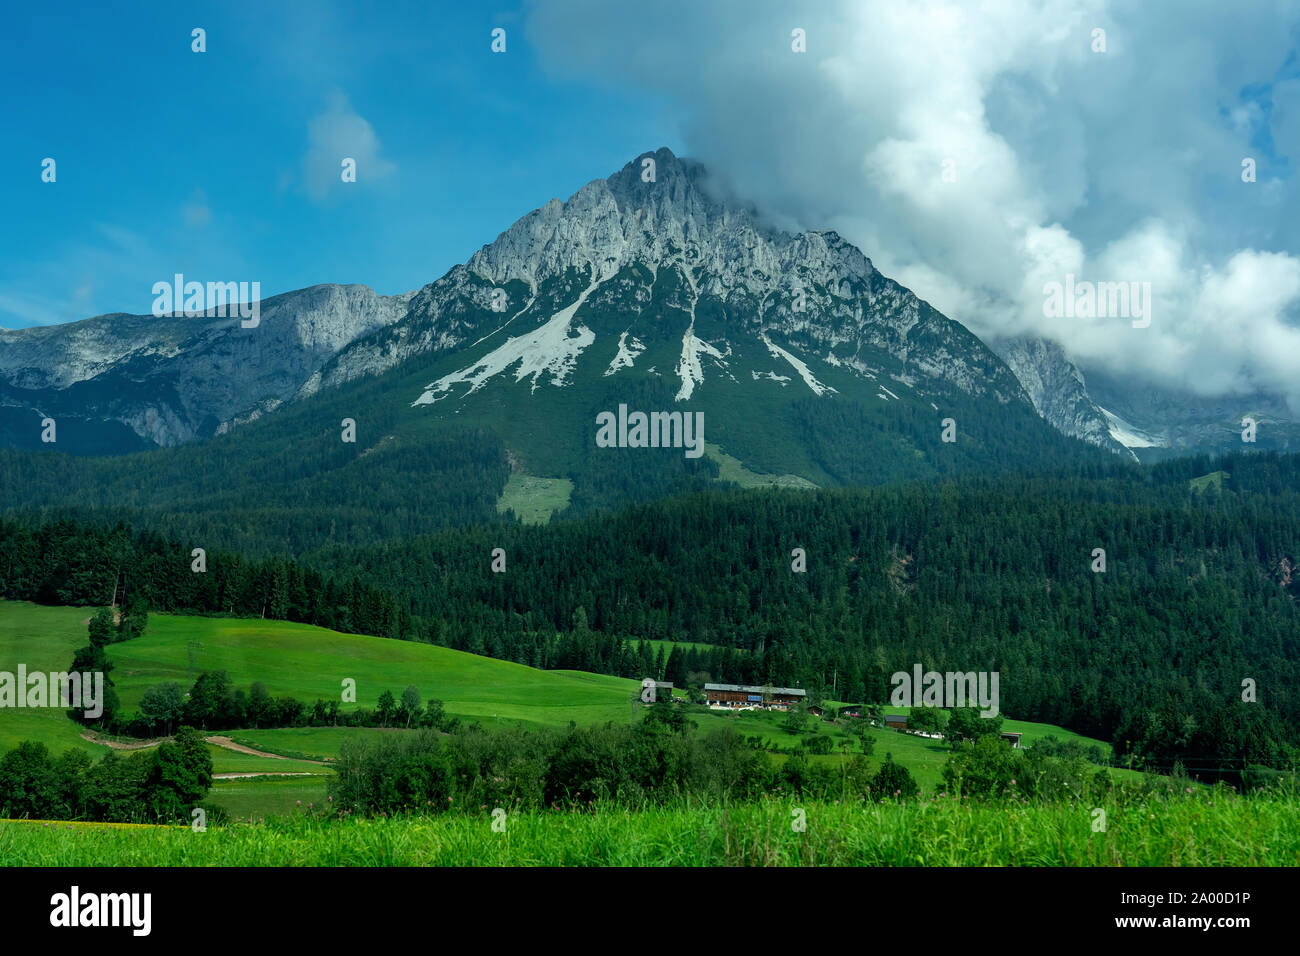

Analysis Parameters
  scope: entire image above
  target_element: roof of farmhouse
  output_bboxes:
[704,683,806,696]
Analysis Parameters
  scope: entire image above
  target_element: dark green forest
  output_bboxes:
[3,450,1300,781]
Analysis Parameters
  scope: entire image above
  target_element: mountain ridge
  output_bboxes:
[0,146,1214,479]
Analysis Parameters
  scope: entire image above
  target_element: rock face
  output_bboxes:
[0,284,412,448]
[310,148,1030,420]
[7,146,1235,459]
[992,337,1129,457]
[403,148,1030,406]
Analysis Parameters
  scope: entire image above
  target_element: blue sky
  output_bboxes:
[0,1,680,328]
[4,1,1300,409]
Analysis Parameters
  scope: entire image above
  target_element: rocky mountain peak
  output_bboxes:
[467,147,875,311]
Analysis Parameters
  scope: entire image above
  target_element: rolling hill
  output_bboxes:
[0,600,1129,799]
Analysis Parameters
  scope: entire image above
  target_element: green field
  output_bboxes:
[0,600,1136,804]
[228,727,406,762]
[0,603,109,756]
[214,708,1134,794]
[3,792,1294,866]
[106,612,642,728]
[704,442,818,489]
[209,776,332,821]
[1189,470,1230,493]
[0,602,398,773]
[496,472,574,524]
[879,707,1116,753]
[683,705,1147,790]
[207,747,327,775]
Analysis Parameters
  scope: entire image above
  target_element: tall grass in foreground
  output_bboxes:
[3,793,1297,866]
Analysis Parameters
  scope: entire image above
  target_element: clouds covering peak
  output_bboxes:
[528,0,1300,407]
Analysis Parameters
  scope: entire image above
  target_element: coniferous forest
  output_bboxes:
[4,450,1299,783]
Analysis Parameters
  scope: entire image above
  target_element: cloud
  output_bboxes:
[301,91,396,200]
[526,0,1300,407]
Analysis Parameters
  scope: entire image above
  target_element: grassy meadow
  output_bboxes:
[496,471,574,524]
[105,611,643,727]
[0,603,109,756]
[2,599,1140,792]
[2,792,1294,866]
[0,598,1175,853]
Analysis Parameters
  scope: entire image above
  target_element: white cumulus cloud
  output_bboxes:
[301,91,396,200]
[527,0,1300,407]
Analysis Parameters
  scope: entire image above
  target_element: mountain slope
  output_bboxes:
[992,337,1128,457]
[1082,367,1300,460]
[0,284,412,452]
[322,148,1097,487]
[0,149,1110,553]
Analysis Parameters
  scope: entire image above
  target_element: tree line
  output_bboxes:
[5,450,1300,783]
[111,669,461,738]
[0,728,213,824]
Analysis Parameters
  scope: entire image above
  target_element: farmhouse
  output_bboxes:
[883,714,908,730]
[704,683,806,711]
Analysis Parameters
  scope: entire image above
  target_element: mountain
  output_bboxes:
[5,148,1294,471]
[0,148,1111,553]
[339,149,1031,407]
[0,284,412,453]
[991,337,1128,457]
[292,148,1101,491]
[1080,367,1300,460]
[991,334,1300,461]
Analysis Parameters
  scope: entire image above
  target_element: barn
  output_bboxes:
[704,683,806,711]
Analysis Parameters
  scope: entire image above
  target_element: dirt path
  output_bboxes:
[204,736,330,765]
[212,771,319,780]
[80,730,166,750]
[81,730,331,765]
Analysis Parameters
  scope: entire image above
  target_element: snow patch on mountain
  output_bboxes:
[675,328,727,401]
[467,296,538,350]
[605,331,645,376]
[825,351,877,380]
[1099,406,1167,450]
[761,335,836,397]
[413,278,599,405]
